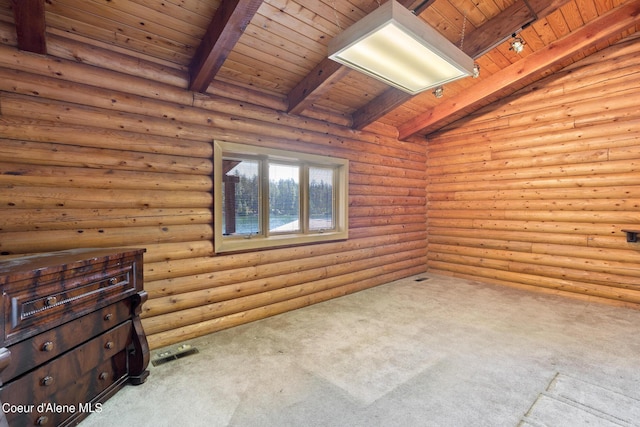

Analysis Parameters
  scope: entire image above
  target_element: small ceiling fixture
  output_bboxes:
[328,0,475,95]
[473,64,480,78]
[510,34,525,54]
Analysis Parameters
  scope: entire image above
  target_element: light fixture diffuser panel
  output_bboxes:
[328,0,474,95]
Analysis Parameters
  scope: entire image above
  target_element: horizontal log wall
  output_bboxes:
[0,36,427,349]
[426,35,640,308]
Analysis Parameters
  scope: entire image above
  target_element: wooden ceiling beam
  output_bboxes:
[287,58,351,115]
[351,1,544,130]
[463,1,534,59]
[11,0,46,55]
[397,1,640,139]
[287,0,431,115]
[189,0,263,93]
[404,0,436,15]
[526,0,574,19]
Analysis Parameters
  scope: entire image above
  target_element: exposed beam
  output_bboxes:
[397,0,640,139]
[403,0,436,15]
[351,0,545,130]
[287,58,351,115]
[526,0,574,19]
[189,0,263,93]
[351,87,413,130]
[463,1,534,59]
[287,0,432,115]
[286,0,571,122]
[11,0,46,55]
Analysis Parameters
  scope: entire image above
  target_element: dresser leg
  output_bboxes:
[129,369,150,385]
[129,291,150,384]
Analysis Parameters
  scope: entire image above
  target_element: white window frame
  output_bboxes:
[214,140,349,253]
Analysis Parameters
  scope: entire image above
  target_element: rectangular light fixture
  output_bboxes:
[328,0,475,95]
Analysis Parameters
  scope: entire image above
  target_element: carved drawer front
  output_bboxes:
[3,356,128,427]
[3,260,137,346]
[1,299,132,384]
[0,320,132,408]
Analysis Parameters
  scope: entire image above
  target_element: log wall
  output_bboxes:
[426,35,640,308]
[0,34,428,349]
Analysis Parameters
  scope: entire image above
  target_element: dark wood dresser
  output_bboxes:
[0,248,149,427]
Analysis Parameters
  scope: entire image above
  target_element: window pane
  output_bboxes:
[269,163,300,233]
[309,166,334,231]
[222,158,260,235]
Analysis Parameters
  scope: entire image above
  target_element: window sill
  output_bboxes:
[214,230,348,253]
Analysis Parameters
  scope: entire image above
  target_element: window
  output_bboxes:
[214,141,348,253]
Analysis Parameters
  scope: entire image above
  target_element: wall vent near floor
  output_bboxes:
[414,277,430,282]
[151,344,199,366]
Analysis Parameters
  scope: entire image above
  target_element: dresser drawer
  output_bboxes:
[0,320,132,407]
[1,299,132,384]
[3,258,139,346]
[3,355,129,427]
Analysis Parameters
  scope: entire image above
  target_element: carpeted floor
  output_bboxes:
[78,273,640,427]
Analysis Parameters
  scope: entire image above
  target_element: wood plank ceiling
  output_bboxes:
[2,0,640,140]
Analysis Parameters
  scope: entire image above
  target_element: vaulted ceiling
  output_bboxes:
[2,0,640,140]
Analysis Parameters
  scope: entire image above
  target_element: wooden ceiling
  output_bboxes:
[2,0,640,140]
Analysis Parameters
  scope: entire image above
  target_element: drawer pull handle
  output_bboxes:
[44,296,57,307]
[99,371,109,380]
[41,341,54,352]
[41,376,54,386]
[105,341,114,349]
[109,277,118,285]
[104,313,113,321]
[36,415,49,425]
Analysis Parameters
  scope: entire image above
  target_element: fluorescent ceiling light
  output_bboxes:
[328,0,474,95]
